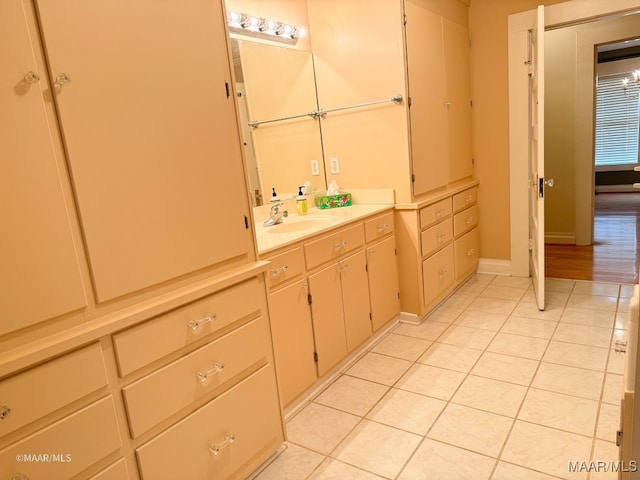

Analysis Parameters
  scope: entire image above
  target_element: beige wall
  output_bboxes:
[468,0,566,262]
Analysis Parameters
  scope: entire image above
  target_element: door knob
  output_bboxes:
[544,178,554,187]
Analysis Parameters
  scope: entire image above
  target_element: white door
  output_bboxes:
[529,6,546,310]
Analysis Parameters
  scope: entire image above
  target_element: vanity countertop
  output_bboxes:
[255,204,394,255]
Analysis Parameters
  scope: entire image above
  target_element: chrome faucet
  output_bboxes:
[263,203,288,226]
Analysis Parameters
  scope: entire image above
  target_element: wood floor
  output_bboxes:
[545,192,640,284]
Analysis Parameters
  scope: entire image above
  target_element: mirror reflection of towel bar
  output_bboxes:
[249,94,403,128]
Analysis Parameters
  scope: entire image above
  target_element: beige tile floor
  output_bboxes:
[252,274,635,480]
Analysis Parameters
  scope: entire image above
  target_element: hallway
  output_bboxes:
[545,192,640,284]
[252,274,631,479]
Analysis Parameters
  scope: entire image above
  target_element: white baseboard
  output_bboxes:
[477,258,512,276]
[545,232,576,244]
[595,184,639,193]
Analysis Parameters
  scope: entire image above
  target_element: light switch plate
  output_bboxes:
[311,159,320,176]
[330,157,340,174]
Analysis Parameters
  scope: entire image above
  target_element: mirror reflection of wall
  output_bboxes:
[236,40,326,203]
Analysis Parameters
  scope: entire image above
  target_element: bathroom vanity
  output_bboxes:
[254,198,400,408]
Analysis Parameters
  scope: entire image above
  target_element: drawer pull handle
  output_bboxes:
[466,216,475,225]
[338,263,349,271]
[465,195,474,203]
[197,362,225,382]
[376,223,389,232]
[270,265,288,276]
[438,269,448,278]
[437,233,447,242]
[187,313,217,331]
[12,474,29,480]
[209,432,235,456]
[0,405,11,420]
[333,240,347,250]
[466,248,475,256]
[615,340,628,353]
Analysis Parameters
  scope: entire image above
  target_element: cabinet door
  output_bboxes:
[340,251,372,352]
[367,237,400,332]
[405,1,448,196]
[0,0,86,335]
[443,18,473,182]
[308,264,348,377]
[422,244,454,308]
[268,280,317,407]
[35,0,251,301]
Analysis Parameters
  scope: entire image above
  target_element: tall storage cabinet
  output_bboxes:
[0,1,284,479]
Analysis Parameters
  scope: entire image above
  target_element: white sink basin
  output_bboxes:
[263,215,337,234]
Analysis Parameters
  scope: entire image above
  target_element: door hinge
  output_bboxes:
[617,430,623,447]
[313,351,319,363]
[244,215,249,229]
[403,13,407,26]
[307,293,313,305]
[369,312,373,321]
[407,96,412,107]
[397,291,400,300]
[528,238,533,251]
[225,81,230,98]
[411,173,416,183]
[394,248,398,256]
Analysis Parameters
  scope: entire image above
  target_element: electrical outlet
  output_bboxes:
[330,157,340,174]
[311,159,320,176]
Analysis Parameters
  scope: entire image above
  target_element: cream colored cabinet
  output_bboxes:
[136,366,282,480]
[262,247,317,407]
[1,1,284,479]
[0,0,86,337]
[396,181,479,321]
[405,0,472,197]
[308,251,371,376]
[261,208,399,405]
[365,213,401,332]
[34,0,252,302]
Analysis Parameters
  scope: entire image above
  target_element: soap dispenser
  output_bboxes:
[270,187,280,203]
[296,186,308,215]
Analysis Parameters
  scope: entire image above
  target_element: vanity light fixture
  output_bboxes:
[227,10,307,45]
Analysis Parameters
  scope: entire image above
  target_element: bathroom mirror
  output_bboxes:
[231,38,327,205]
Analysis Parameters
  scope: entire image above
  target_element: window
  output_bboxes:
[594,71,640,168]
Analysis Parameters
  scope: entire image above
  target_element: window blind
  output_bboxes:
[594,71,640,167]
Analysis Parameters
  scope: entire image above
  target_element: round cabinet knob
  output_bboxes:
[55,73,72,86]
[0,405,11,420]
[24,71,40,84]
[545,178,554,187]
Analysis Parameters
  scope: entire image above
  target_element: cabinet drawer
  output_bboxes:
[364,211,394,243]
[113,278,262,376]
[421,219,453,257]
[420,198,452,228]
[88,459,130,480]
[264,247,305,289]
[123,318,270,437]
[422,244,454,307]
[453,205,479,237]
[0,343,107,438]
[454,227,480,280]
[136,365,283,480]
[304,223,364,270]
[452,187,478,213]
[0,396,121,480]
